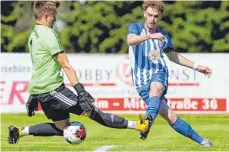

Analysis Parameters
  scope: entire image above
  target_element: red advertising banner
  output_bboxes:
[93,98,227,112]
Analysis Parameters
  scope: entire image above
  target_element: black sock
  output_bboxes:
[90,107,128,128]
[29,123,63,136]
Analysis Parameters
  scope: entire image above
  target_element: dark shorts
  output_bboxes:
[35,84,84,121]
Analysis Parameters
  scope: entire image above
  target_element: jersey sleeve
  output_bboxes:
[45,29,64,56]
[128,23,140,35]
[163,33,174,53]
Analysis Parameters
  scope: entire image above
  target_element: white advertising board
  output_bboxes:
[0,53,228,114]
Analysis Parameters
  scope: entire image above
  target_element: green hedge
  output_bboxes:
[1,1,229,53]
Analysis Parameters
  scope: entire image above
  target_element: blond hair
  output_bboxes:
[142,0,164,14]
[33,1,60,19]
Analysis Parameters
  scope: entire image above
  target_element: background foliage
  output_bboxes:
[1,1,229,53]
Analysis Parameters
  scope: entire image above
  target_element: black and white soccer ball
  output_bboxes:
[63,121,87,144]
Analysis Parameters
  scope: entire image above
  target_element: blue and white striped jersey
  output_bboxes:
[128,22,174,88]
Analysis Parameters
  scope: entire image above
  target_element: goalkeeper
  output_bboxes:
[8,1,149,144]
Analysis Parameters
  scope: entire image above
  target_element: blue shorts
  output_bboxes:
[136,72,168,102]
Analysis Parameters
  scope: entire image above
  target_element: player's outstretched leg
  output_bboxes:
[8,123,63,144]
[140,95,163,139]
[139,81,165,140]
[159,97,212,147]
[145,96,161,126]
[89,107,150,133]
[170,117,212,147]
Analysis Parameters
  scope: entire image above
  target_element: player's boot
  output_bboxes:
[136,115,150,133]
[200,139,212,147]
[8,125,22,144]
[139,115,152,140]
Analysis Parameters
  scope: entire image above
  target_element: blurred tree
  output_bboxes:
[60,1,142,53]
[1,1,34,52]
[161,1,229,52]
[1,1,229,53]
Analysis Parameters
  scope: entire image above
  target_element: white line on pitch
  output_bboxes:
[94,145,115,152]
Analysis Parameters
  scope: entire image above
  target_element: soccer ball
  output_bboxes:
[63,121,87,144]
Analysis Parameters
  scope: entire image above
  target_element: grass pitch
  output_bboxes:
[1,113,229,151]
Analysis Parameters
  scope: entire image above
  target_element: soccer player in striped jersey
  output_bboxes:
[8,1,150,144]
[127,0,212,147]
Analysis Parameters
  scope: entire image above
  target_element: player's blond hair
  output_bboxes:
[142,0,164,15]
[33,1,60,20]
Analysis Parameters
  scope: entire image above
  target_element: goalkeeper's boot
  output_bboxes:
[8,125,22,144]
[136,115,150,133]
[139,115,152,140]
[200,139,212,147]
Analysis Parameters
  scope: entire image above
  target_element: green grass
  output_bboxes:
[1,113,229,151]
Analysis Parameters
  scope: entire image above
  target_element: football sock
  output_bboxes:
[127,121,136,129]
[21,126,29,136]
[170,117,204,144]
[90,107,128,128]
[28,123,63,136]
[146,96,161,126]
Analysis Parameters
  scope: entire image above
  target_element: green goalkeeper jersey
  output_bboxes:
[28,24,64,94]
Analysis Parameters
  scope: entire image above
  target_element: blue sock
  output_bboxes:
[146,96,161,126]
[170,117,204,144]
